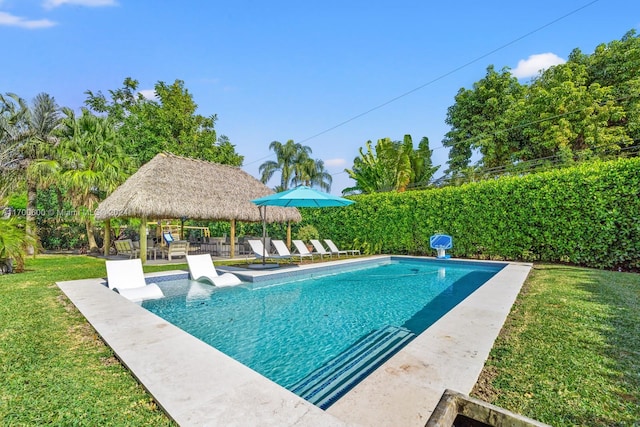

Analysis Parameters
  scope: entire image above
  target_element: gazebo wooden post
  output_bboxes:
[103,219,111,257]
[287,220,291,249]
[230,219,236,258]
[140,217,147,264]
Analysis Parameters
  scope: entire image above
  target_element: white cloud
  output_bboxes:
[0,11,56,28]
[138,89,157,100]
[512,53,566,79]
[324,158,347,168]
[43,0,117,9]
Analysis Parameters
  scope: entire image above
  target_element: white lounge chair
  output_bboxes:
[310,239,333,259]
[273,239,313,262]
[292,239,322,261]
[324,239,360,257]
[186,254,242,287]
[248,239,291,261]
[105,259,164,302]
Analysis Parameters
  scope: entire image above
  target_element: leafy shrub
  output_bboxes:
[296,224,319,242]
[302,158,640,269]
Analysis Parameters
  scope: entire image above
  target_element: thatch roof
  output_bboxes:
[94,153,301,223]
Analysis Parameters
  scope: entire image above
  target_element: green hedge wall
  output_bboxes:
[301,158,640,269]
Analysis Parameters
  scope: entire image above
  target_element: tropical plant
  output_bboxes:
[259,139,312,190]
[2,93,62,254]
[292,157,332,191]
[344,135,438,194]
[0,216,37,273]
[32,108,132,252]
[296,224,319,242]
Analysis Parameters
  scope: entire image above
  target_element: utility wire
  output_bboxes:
[243,0,601,167]
[331,92,639,180]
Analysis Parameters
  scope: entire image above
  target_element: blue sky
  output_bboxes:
[2,0,639,194]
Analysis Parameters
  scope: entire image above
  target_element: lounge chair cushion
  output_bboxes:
[115,285,164,302]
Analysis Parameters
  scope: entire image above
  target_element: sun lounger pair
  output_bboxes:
[106,255,242,303]
[105,259,164,303]
[247,239,293,262]
[311,239,361,258]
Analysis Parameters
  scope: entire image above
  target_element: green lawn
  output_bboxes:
[1,256,638,426]
[0,255,180,426]
[472,264,640,426]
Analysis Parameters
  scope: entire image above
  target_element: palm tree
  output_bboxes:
[292,157,332,192]
[13,93,61,253]
[34,108,131,252]
[259,140,311,190]
[0,93,28,198]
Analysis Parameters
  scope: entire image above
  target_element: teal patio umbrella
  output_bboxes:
[251,185,354,264]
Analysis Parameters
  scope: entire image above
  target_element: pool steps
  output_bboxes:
[290,325,416,409]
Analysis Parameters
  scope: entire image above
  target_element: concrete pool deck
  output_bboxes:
[57,256,532,426]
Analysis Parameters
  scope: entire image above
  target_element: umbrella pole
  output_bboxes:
[261,206,266,265]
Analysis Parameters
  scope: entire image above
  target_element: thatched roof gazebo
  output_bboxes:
[95,152,301,261]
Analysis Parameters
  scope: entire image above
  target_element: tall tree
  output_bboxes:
[443,65,525,177]
[85,77,243,167]
[510,60,631,165]
[33,108,132,252]
[259,140,312,191]
[0,93,28,197]
[292,157,332,192]
[2,93,62,253]
[442,31,639,182]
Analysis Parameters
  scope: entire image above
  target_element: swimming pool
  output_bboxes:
[142,257,505,408]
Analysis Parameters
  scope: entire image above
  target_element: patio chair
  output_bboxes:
[162,240,189,261]
[114,239,140,259]
[324,239,360,257]
[105,258,164,302]
[310,239,333,259]
[186,254,242,287]
[247,239,291,261]
[292,239,322,261]
[273,239,313,263]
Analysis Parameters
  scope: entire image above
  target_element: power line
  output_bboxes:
[332,91,639,183]
[402,143,640,191]
[244,0,601,168]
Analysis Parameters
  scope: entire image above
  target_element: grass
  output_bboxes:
[0,255,181,426]
[472,264,640,426]
[1,256,638,425]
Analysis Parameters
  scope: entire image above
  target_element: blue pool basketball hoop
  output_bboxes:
[430,234,453,259]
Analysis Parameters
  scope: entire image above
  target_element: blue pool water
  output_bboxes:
[143,258,504,406]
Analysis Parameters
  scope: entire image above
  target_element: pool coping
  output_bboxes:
[57,256,532,426]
